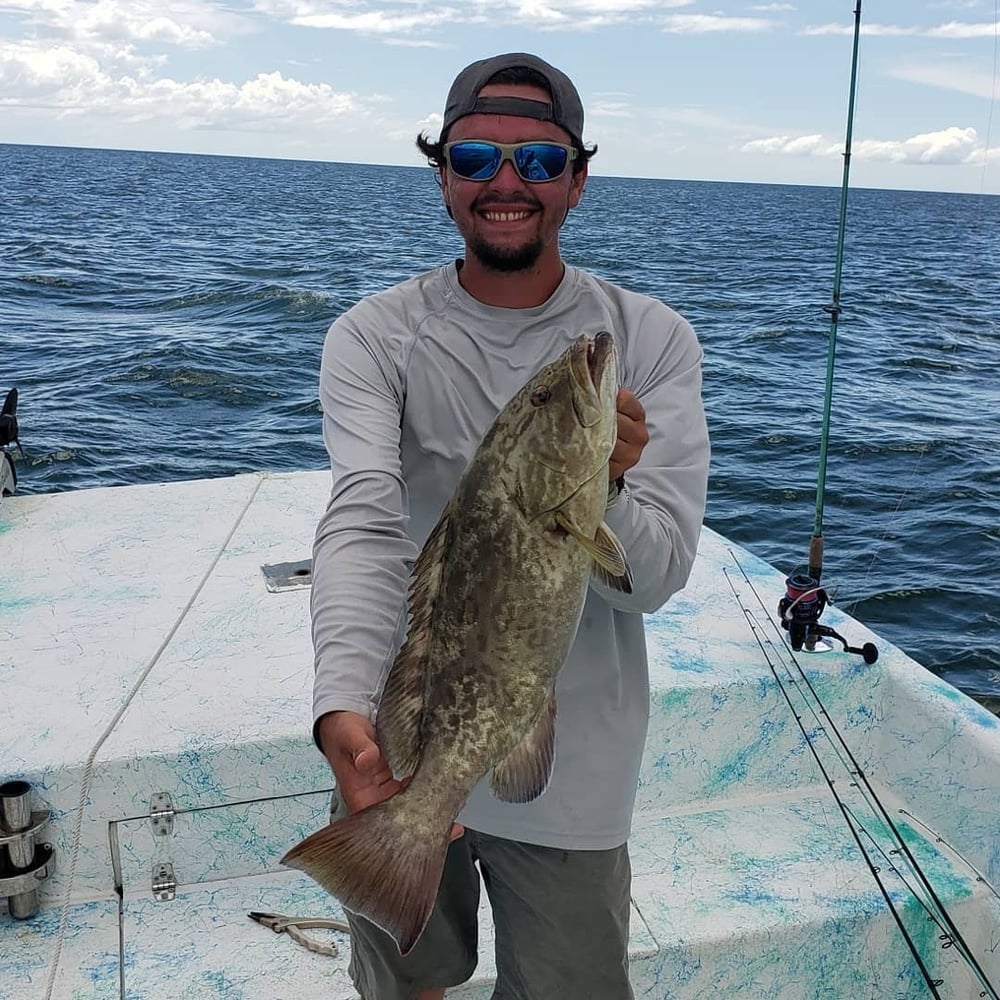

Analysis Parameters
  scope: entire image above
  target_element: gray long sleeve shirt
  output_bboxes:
[311,261,709,850]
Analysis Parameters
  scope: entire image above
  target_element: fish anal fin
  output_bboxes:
[490,694,557,803]
[377,506,450,778]
[281,794,448,956]
[554,512,633,594]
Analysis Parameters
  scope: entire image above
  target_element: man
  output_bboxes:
[310,52,709,1000]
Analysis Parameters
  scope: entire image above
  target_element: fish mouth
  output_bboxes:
[570,332,615,427]
[587,332,614,390]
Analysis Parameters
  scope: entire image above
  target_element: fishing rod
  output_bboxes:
[776,0,877,665]
[727,555,1000,999]
[758,18,999,995]
[727,566,943,997]
[811,0,861,582]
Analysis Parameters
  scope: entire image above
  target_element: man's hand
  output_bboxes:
[318,710,463,840]
[609,389,649,482]
[318,710,402,814]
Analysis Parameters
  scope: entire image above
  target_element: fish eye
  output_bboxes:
[530,387,551,407]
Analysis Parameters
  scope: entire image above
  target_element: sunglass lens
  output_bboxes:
[513,144,569,181]
[448,142,502,180]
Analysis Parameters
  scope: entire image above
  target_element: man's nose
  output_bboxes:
[489,157,526,190]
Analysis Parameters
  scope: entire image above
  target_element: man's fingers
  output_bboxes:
[616,388,645,422]
[319,711,385,777]
[609,388,649,481]
[617,411,649,449]
[352,744,381,773]
[346,777,403,814]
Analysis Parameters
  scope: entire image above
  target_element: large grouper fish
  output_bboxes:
[282,331,632,955]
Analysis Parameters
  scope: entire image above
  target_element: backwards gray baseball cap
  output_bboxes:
[441,52,584,145]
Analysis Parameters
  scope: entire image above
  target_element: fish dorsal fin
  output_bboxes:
[376,504,451,779]
[554,512,633,594]
[490,693,557,803]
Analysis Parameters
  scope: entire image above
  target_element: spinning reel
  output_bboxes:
[778,571,878,664]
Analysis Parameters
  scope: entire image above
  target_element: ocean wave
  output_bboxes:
[16,274,79,287]
[3,146,997,699]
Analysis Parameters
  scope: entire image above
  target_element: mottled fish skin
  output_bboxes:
[282,332,630,955]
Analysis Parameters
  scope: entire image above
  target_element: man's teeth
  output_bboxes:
[482,210,532,222]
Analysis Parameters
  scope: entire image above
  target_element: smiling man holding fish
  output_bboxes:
[285,52,710,1000]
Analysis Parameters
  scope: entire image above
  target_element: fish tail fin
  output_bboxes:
[281,794,447,956]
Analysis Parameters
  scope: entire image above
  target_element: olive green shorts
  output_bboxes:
[330,794,634,1000]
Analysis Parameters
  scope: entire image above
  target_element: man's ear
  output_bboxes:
[438,166,454,219]
[568,160,588,209]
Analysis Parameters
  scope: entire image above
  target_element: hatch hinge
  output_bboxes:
[150,792,176,901]
[152,862,176,902]
[150,792,174,836]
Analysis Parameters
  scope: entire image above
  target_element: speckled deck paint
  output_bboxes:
[2,472,998,998]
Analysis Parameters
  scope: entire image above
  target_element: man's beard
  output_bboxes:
[467,232,545,273]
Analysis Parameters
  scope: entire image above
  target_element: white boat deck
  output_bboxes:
[2,470,998,999]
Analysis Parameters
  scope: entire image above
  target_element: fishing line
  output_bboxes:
[725,554,1000,999]
[42,475,265,1000]
[831,3,995,621]
[731,555,999,998]
[981,0,999,195]
[898,809,1000,906]
[847,805,965,945]
[846,809,995,999]
[843,448,928,621]
[735,553,1000,998]
[844,0,999,629]
[723,567,944,998]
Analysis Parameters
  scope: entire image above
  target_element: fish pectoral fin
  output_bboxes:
[591,521,633,594]
[377,505,451,778]
[490,694,557,804]
[555,512,632,594]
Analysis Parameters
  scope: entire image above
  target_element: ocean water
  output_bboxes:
[2,143,997,706]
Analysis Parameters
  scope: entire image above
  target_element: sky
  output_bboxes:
[1,1,999,194]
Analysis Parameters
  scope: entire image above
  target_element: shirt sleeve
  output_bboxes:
[590,301,710,613]
[310,306,417,745]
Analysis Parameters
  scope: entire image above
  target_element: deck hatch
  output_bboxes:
[261,559,313,592]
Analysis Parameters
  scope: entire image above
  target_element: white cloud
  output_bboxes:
[590,99,636,118]
[662,13,775,33]
[888,62,999,101]
[2,0,238,49]
[254,0,690,34]
[77,2,217,48]
[293,8,457,33]
[382,37,448,48]
[927,20,1000,38]
[750,3,795,10]
[802,22,915,37]
[0,41,367,129]
[741,132,838,155]
[0,41,107,100]
[528,0,675,12]
[802,20,999,38]
[416,110,442,133]
[741,126,989,166]
[858,126,981,164]
[650,104,759,132]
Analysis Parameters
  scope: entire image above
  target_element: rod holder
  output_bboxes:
[0,779,55,920]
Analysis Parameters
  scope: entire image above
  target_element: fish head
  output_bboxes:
[496,332,618,516]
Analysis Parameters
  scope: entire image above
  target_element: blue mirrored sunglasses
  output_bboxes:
[443,141,578,183]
